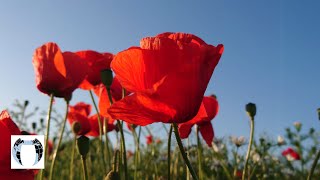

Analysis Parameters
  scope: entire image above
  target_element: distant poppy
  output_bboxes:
[0,110,34,180]
[108,32,223,126]
[86,114,117,137]
[32,42,88,100]
[282,147,300,161]
[67,102,116,136]
[146,135,153,145]
[155,138,162,144]
[178,96,219,146]
[76,50,113,90]
[68,102,92,135]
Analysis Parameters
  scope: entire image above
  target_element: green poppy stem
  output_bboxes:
[196,126,203,180]
[39,93,54,180]
[242,117,255,180]
[167,125,173,180]
[69,135,76,180]
[105,87,128,180]
[307,148,320,180]
[104,118,112,170]
[116,120,128,180]
[89,90,106,174]
[132,127,140,180]
[81,156,88,180]
[49,100,70,180]
[172,123,199,180]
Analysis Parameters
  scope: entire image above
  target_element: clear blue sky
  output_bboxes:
[0,1,319,141]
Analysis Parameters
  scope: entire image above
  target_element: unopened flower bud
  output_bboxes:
[40,118,44,125]
[246,102,256,119]
[72,121,82,135]
[32,122,37,131]
[101,69,113,88]
[293,122,302,132]
[24,100,29,107]
[210,94,217,99]
[277,135,285,146]
[77,135,90,157]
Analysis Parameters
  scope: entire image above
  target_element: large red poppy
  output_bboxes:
[108,32,223,125]
[178,96,219,146]
[0,110,34,180]
[32,42,88,100]
[67,102,116,136]
[76,50,113,90]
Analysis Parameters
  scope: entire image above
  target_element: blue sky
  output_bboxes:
[0,1,319,142]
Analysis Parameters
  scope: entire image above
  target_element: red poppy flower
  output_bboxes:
[108,32,223,126]
[76,50,114,90]
[68,102,92,135]
[93,77,130,118]
[178,96,219,146]
[0,110,34,180]
[32,42,88,100]
[146,135,153,145]
[282,147,300,161]
[68,102,116,136]
[86,114,117,137]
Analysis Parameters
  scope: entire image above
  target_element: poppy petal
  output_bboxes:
[111,37,180,93]
[76,50,113,89]
[178,123,194,139]
[67,113,91,135]
[199,121,214,147]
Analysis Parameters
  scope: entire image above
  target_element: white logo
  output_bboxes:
[11,135,45,169]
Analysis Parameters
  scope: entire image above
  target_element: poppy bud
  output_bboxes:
[32,122,37,131]
[77,135,89,157]
[277,135,285,146]
[72,121,82,135]
[246,103,256,119]
[101,69,113,88]
[293,122,302,132]
[105,170,120,180]
[24,100,29,107]
[210,94,217,99]
[317,108,320,120]
[40,118,44,125]
[309,127,315,135]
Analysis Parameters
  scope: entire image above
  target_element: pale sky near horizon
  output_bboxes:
[0,1,319,143]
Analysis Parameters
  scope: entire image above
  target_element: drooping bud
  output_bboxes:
[72,121,82,135]
[24,100,29,107]
[246,102,256,119]
[32,122,37,131]
[40,118,44,125]
[101,69,113,88]
[77,135,90,157]
[210,94,217,99]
